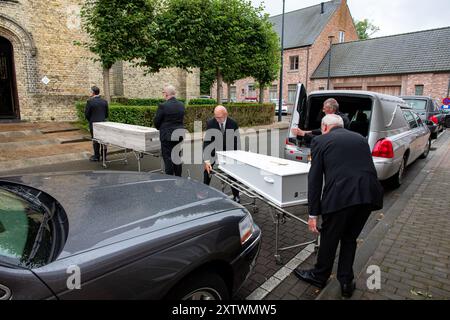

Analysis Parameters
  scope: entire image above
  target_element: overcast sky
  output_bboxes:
[250,0,450,37]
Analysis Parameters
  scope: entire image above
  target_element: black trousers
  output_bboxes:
[161,140,182,177]
[203,163,239,198]
[313,204,371,285]
[89,124,107,159]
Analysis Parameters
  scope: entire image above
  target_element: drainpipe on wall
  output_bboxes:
[277,0,286,122]
[327,36,334,90]
[447,76,450,97]
[305,47,310,91]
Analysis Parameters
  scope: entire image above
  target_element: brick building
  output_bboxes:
[213,0,450,106]
[311,27,450,102]
[212,0,358,104]
[0,0,199,122]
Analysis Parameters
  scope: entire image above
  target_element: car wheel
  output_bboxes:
[390,156,406,188]
[419,139,431,159]
[445,117,450,128]
[166,271,229,300]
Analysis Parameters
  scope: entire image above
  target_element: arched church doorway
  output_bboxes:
[0,36,19,119]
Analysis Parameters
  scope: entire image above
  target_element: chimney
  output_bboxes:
[321,2,324,14]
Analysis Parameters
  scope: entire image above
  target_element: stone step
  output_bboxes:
[1,138,62,151]
[0,129,88,144]
[0,141,92,162]
[0,152,91,174]
[0,129,43,139]
[41,127,80,134]
[0,122,78,132]
[0,134,91,150]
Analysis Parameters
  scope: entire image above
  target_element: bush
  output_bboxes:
[112,97,186,106]
[188,98,217,105]
[75,102,274,133]
[76,102,157,129]
[184,103,274,131]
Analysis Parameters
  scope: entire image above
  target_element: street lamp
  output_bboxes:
[277,0,285,122]
[327,35,334,90]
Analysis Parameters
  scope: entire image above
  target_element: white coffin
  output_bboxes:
[93,122,160,152]
[217,151,310,208]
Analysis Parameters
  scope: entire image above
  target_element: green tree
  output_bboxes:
[159,0,272,102]
[79,0,163,102]
[200,68,216,96]
[354,19,380,40]
[248,15,280,103]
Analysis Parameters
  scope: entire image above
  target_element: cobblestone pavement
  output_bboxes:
[350,131,450,300]
[243,130,450,300]
[316,130,450,300]
[7,128,449,300]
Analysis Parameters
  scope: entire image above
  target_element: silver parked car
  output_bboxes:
[285,84,431,187]
[0,171,261,300]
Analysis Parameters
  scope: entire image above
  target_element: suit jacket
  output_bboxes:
[310,111,350,136]
[203,117,240,163]
[308,127,383,216]
[85,96,109,125]
[153,97,185,141]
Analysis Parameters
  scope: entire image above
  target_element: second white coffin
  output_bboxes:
[93,122,160,152]
[217,151,310,208]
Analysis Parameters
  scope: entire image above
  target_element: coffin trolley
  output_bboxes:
[214,151,319,264]
[92,122,163,173]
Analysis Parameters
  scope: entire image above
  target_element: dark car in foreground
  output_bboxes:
[400,96,446,139]
[0,171,261,300]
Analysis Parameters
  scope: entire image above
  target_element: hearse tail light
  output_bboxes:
[372,138,394,159]
[429,115,438,124]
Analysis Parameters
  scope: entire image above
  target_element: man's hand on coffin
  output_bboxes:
[308,217,319,234]
[204,161,213,174]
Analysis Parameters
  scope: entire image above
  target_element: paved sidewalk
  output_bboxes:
[318,130,450,300]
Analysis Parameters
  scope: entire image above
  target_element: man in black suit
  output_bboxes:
[203,105,241,203]
[85,86,109,162]
[291,98,350,140]
[154,85,185,176]
[294,114,383,298]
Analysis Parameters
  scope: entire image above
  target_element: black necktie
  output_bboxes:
[220,123,225,134]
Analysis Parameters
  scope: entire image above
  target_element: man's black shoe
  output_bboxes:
[293,269,326,288]
[233,196,241,204]
[89,156,100,162]
[341,282,356,298]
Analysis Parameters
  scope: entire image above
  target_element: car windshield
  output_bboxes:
[403,99,427,111]
[0,186,54,268]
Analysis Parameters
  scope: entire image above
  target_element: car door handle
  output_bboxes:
[0,284,11,300]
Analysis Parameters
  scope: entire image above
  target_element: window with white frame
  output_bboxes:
[269,85,278,101]
[288,84,297,104]
[339,31,345,43]
[247,84,256,97]
[229,86,237,102]
[289,56,299,71]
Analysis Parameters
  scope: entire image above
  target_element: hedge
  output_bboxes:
[76,102,274,132]
[113,97,218,106]
[188,98,217,105]
[112,97,186,106]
